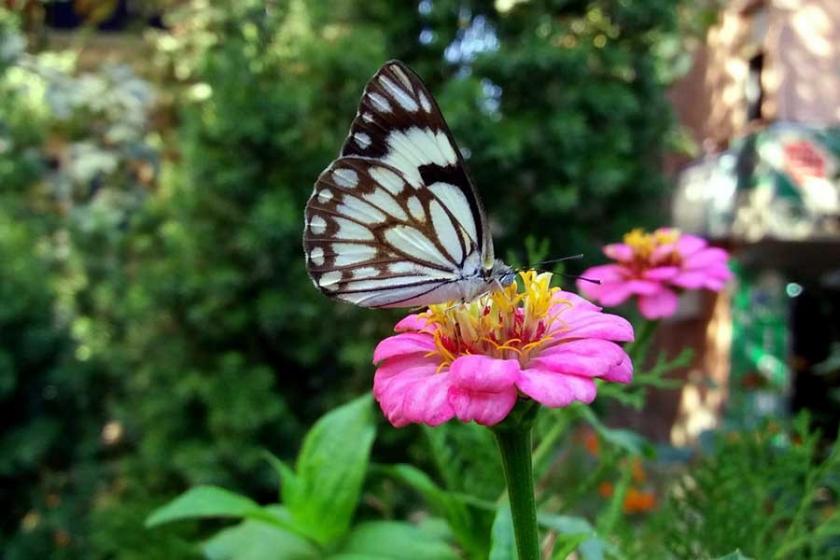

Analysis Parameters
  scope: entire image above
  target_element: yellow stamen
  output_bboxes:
[423,270,562,369]
[622,227,682,265]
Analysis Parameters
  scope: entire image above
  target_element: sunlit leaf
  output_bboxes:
[286,394,376,545]
[333,521,459,559]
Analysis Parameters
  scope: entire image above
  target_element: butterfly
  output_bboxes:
[304,60,514,308]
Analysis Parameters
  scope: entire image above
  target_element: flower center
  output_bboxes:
[622,227,683,270]
[423,271,567,369]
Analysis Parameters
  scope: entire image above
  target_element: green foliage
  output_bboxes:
[641,416,840,558]
[0,210,101,560]
[0,13,123,557]
[489,506,516,560]
[1,0,722,557]
[336,521,460,560]
[424,422,505,501]
[539,514,605,560]
[381,463,489,559]
[145,487,282,529]
[419,0,687,261]
[282,395,376,544]
[148,395,459,559]
[202,514,318,560]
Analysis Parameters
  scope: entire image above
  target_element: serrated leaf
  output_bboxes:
[333,521,459,559]
[202,517,319,560]
[578,406,653,458]
[145,486,274,528]
[287,394,376,545]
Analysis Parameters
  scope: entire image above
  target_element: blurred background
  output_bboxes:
[1,0,839,558]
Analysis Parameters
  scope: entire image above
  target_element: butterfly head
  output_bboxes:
[487,259,516,290]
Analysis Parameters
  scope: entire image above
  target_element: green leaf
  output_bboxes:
[577,406,653,458]
[287,394,376,545]
[334,521,459,559]
[489,506,515,560]
[263,450,300,504]
[538,513,593,534]
[381,464,485,558]
[145,486,272,528]
[552,533,590,560]
[538,513,607,560]
[202,518,319,560]
[382,464,458,514]
[422,422,504,500]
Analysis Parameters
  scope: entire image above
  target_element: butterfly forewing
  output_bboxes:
[340,61,492,260]
[304,60,494,308]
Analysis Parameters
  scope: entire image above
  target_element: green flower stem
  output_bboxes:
[493,401,540,560]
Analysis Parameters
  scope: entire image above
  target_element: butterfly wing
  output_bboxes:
[304,60,492,308]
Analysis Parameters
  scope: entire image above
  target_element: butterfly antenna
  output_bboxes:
[517,253,601,285]
[563,273,601,285]
[532,254,585,267]
[516,253,585,272]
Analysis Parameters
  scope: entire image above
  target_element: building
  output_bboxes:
[661,0,840,444]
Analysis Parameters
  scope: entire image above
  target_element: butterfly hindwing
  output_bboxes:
[304,157,485,307]
[304,60,495,308]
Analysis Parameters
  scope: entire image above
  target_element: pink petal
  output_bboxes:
[517,368,597,407]
[398,374,455,427]
[670,271,714,290]
[606,352,634,383]
[624,279,663,296]
[637,289,679,319]
[373,333,435,364]
[644,266,680,281]
[445,356,522,426]
[703,263,733,280]
[532,339,630,380]
[603,243,633,261]
[448,386,518,426]
[394,314,431,333]
[651,243,678,262]
[374,353,440,382]
[596,282,636,307]
[374,360,439,402]
[676,235,707,257]
[576,265,626,301]
[551,290,601,314]
[374,365,454,427]
[555,311,635,342]
[682,247,728,269]
[448,355,521,393]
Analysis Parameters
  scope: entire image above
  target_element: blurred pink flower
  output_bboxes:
[577,228,732,320]
[372,271,634,427]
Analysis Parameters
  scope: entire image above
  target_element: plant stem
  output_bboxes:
[627,318,658,365]
[531,411,569,475]
[493,404,540,560]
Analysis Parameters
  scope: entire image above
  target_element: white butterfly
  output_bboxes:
[304,60,514,308]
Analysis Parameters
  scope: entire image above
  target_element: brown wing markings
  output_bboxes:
[309,157,462,272]
[337,61,490,261]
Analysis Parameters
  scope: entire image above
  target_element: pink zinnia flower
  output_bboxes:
[577,228,732,320]
[372,271,634,427]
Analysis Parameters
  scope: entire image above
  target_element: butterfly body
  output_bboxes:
[304,60,512,308]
